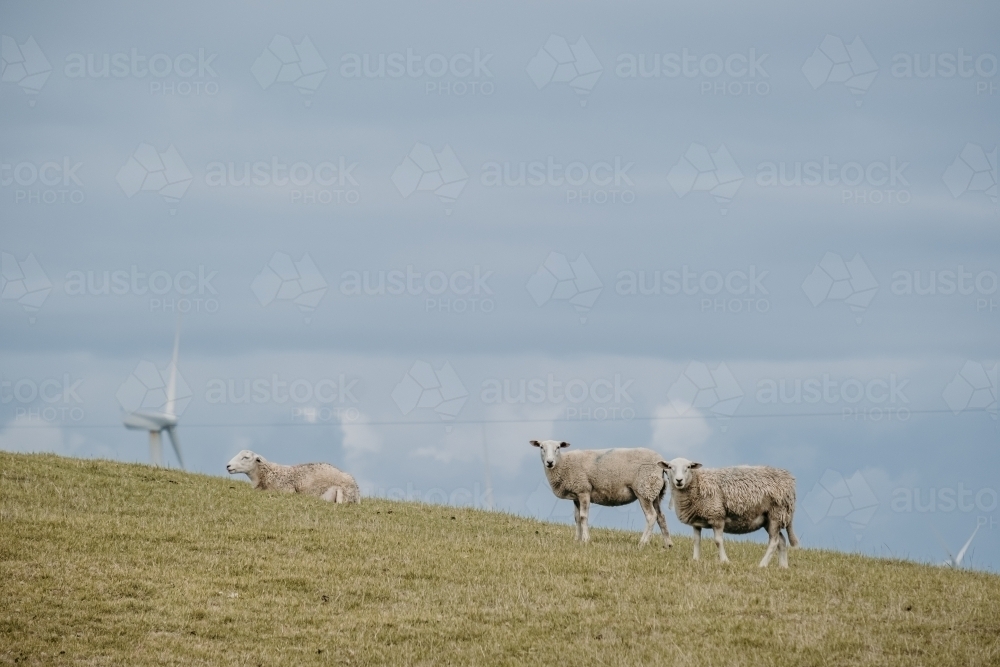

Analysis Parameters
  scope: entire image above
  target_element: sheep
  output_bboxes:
[531,439,672,547]
[226,450,361,504]
[659,457,798,568]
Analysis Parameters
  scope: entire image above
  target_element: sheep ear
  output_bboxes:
[530,440,540,447]
[689,462,702,469]
[559,441,570,448]
[255,456,262,462]
[658,461,671,470]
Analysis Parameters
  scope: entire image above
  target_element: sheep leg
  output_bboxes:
[637,496,657,547]
[778,533,789,568]
[759,521,782,567]
[692,528,701,561]
[655,503,673,548]
[321,486,344,503]
[573,499,582,541]
[711,524,729,563]
[579,494,591,544]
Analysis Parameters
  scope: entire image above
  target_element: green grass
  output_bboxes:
[1,452,999,666]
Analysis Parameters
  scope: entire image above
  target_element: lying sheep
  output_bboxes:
[226,450,361,504]
[660,457,798,568]
[531,440,671,547]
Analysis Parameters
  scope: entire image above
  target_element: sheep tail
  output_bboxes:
[786,516,800,547]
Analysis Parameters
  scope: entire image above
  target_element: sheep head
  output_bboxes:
[659,457,702,490]
[226,449,263,474]
[530,439,570,469]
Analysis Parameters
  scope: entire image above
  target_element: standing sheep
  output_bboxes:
[531,439,671,547]
[226,450,361,504]
[660,457,798,568]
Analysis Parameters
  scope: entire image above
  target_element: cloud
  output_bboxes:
[0,421,116,459]
[648,403,712,458]
[340,415,382,461]
[480,402,563,475]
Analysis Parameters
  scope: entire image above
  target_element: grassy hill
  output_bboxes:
[1,453,998,666]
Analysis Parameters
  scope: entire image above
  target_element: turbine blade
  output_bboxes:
[166,426,184,470]
[954,523,981,566]
[166,316,182,415]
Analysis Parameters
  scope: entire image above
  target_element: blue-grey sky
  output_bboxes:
[1,0,998,570]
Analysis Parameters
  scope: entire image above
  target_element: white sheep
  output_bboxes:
[226,450,361,504]
[660,457,798,568]
[531,439,671,547]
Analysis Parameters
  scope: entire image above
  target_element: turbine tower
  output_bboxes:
[122,320,185,468]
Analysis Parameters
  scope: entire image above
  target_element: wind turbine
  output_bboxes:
[935,522,981,568]
[122,319,186,468]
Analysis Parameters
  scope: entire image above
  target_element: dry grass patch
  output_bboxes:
[1,452,999,666]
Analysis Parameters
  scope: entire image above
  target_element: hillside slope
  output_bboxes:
[1,452,998,666]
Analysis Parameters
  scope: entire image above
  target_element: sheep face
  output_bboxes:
[659,457,702,490]
[226,449,261,474]
[530,439,570,469]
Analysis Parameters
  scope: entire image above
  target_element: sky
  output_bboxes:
[1,0,998,570]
